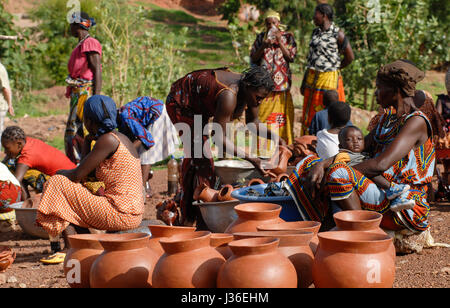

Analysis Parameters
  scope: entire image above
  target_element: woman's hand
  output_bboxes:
[56,169,76,181]
[247,157,268,176]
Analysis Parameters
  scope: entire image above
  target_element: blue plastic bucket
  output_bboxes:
[231,183,302,221]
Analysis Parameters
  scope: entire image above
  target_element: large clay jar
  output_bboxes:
[90,233,158,288]
[233,231,314,288]
[148,225,196,258]
[257,221,321,254]
[210,233,234,259]
[312,231,395,288]
[217,237,297,288]
[270,146,293,175]
[0,246,15,273]
[63,234,105,288]
[217,185,236,201]
[152,231,225,288]
[332,210,396,260]
[224,203,285,234]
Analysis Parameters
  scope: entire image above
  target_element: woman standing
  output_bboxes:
[250,9,297,146]
[301,3,354,136]
[65,11,102,164]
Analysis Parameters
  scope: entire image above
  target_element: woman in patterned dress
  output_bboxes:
[300,3,354,135]
[291,60,436,233]
[250,9,297,146]
[37,95,144,263]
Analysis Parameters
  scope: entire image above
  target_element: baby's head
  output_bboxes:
[338,125,364,153]
[1,126,27,159]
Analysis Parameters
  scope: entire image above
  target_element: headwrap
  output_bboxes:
[264,9,287,31]
[445,67,450,93]
[70,12,96,30]
[84,95,117,136]
[376,60,425,97]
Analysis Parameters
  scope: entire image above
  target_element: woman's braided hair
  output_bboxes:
[240,66,275,92]
[1,126,26,142]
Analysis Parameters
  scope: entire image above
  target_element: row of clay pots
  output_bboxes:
[193,183,237,203]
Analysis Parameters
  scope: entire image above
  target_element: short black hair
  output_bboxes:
[328,101,351,128]
[1,126,26,143]
[323,90,339,107]
[315,4,334,21]
[240,66,275,92]
[338,125,362,146]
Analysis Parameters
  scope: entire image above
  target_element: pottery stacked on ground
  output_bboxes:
[148,225,196,258]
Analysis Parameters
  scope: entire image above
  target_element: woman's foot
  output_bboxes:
[390,191,415,212]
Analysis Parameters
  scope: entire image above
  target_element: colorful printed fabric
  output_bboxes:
[251,31,297,91]
[0,181,21,212]
[67,36,102,82]
[301,69,346,136]
[118,96,164,150]
[258,91,295,145]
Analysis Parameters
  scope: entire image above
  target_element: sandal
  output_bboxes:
[40,252,66,265]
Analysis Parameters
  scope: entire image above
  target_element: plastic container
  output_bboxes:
[231,183,302,221]
[167,155,178,195]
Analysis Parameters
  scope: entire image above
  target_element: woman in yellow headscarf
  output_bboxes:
[250,9,297,151]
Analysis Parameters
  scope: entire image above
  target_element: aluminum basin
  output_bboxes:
[195,200,240,233]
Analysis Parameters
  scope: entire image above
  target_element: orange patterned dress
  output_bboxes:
[37,133,144,237]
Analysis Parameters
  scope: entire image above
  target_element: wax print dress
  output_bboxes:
[37,133,144,237]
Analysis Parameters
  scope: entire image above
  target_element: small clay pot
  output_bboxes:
[269,146,293,175]
[247,178,265,186]
[275,173,289,183]
[217,237,297,288]
[217,185,236,201]
[0,246,15,273]
[210,233,234,259]
[148,225,196,258]
[312,231,395,288]
[233,231,315,288]
[196,184,219,203]
[90,233,158,288]
[257,221,321,254]
[224,203,285,234]
[64,234,106,288]
[152,231,226,288]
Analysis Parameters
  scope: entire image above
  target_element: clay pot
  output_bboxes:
[312,231,395,288]
[247,178,265,186]
[90,233,158,288]
[217,185,236,201]
[194,183,219,202]
[152,231,226,288]
[0,246,16,273]
[331,210,396,260]
[148,225,196,258]
[257,221,321,254]
[233,231,315,288]
[224,203,285,234]
[217,237,297,288]
[63,234,105,288]
[269,146,293,175]
[210,233,234,259]
[293,136,317,157]
[275,173,289,183]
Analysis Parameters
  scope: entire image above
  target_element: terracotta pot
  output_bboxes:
[90,233,158,288]
[293,136,317,157]
[63,234,106,288]
[233,231,314,288]
[217,237,297,288]
[210,233,234,259]
[312,231,395,288]
[224,203,285,234]
[275,173,289,183]
[196,183,219,203]
[152,231,225,288]
[217,185,236,201]
[269,146,293,175]
[247,178,265,186]
[148,225,196,258]
[331,210,396,260]
[257,221,321,254]
[0,246,15,273]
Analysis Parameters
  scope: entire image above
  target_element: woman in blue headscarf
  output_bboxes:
[37,95,144,264]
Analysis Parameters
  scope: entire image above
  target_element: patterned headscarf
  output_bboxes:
[70,12,96,30]
[376,60,425,97]
[264,9,287,31]
[84,95,117,136]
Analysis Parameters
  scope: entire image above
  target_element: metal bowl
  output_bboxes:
[195,200,240,233]
[8,202,49,239]
[214,160,256,185]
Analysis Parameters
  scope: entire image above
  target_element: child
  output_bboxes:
[0,162,21,232]
[1,126,76,199]
[334,125,415,211]
[316,101,351,159]
[309,90,352,135]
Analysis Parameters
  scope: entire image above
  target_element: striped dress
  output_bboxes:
[37,133,144,237]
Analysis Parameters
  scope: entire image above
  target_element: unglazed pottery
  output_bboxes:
[269,146,293,175]
[90,233,158,288]
[247,178,265,186]
[148,225,196,258]
[0,246,15,273]
[257,221,321,254]
[233,231,315,288]
[152,231,225,288]
[217,237,297,288]
[217,185,236,201]
[224,203,285,234]
[312,231,395,288]
[196,183,219,203]
[210,233,234,259]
